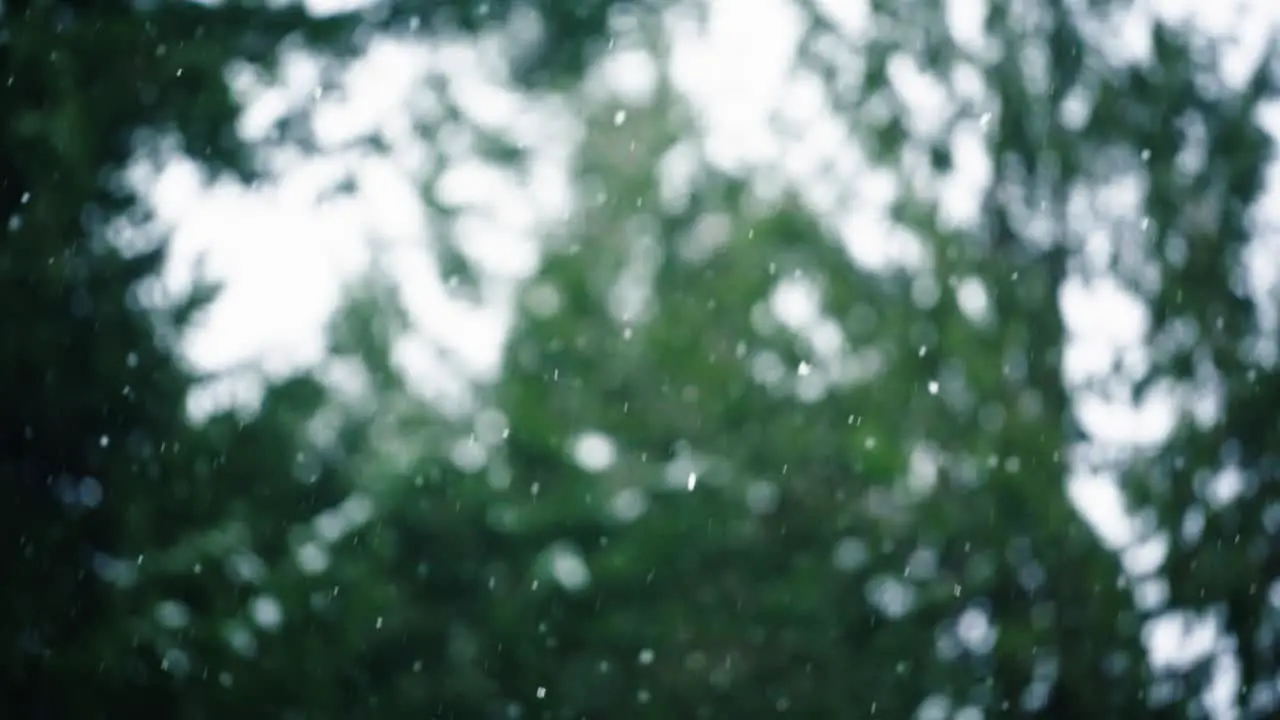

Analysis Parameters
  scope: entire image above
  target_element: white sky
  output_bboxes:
[134,0,1280,714]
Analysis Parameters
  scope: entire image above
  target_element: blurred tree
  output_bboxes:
[479,82,1155,717]
[6,0,1280,717]
[796,2,1280,715]
[1109,20,1280,719]
[1,0,638,715]
[445,2,1279,718]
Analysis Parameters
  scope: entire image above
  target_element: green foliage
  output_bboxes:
[486,93,1150,714]
[0,0,636,713]
[6,0,1280,717]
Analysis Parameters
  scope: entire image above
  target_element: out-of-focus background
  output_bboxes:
[4,0,1280,716]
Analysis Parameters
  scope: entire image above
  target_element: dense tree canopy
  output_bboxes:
[4,0,1280,718]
